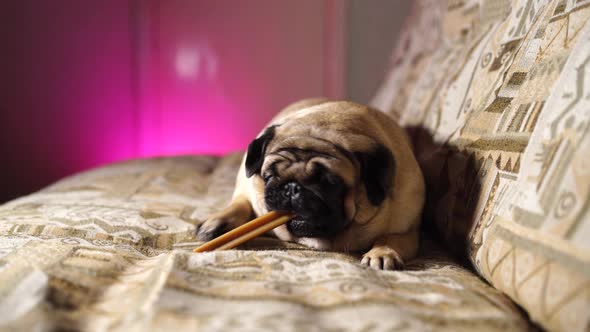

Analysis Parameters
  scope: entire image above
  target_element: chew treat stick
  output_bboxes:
[215,214,292,251]
[194,211,293,252]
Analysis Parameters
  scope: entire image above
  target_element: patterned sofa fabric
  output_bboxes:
[372,1,590,331]
[0,155,533,331]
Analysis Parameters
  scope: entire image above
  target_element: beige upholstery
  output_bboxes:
[372,1,590,331]
[0,156,531,331]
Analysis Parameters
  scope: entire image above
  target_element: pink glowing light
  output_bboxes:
[175,45,218,80]
[0,0,332,203]
[135,1,325,157]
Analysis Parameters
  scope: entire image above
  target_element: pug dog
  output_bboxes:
[196,99,425,270]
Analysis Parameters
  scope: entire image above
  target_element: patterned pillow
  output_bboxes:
[372,1,590,331]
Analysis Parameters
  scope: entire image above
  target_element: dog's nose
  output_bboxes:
[283,182,301,200]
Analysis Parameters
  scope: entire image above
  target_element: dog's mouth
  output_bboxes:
[286,214,347,238]
[264,177,349,238]
[287,217,320,237]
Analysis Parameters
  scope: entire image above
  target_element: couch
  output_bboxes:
[1,1,588,331]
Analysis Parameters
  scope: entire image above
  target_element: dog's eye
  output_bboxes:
[323,174,340,185]
[262,172,273,183]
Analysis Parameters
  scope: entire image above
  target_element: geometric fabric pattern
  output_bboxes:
[0,155,532,331]
[372,1,590,331]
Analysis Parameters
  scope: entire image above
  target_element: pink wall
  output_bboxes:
[0,0,335,202]
[0,1,137,202]
[143,0,328,155]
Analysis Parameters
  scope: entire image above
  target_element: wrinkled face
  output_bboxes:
[245,125,394,240]
[261,150,351,237]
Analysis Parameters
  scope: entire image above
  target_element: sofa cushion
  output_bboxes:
[372,1,590,331]
[0,155,531,331]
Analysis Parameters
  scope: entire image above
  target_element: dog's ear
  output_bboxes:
[245,125,277,178]
[355,144,395,206]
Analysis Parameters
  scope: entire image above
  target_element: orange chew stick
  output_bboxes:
[194,211,293,252]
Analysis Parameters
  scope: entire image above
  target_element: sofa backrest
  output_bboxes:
[372,1,590,331]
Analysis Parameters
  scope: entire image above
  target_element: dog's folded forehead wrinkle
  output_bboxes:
[275,147,335,160]
[275,123,376,156]
[275,161,290,174]
[261,150,355,188]
[261,155,287,173]
[275,150,297,162]
[267,136,343,159]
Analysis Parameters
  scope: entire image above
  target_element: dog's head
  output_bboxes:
[245,124,395,239]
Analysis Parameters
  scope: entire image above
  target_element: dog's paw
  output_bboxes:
[195,217,228,241]
[361,246,404,270]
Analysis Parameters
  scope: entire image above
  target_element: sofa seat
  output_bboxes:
[0,155,532,331]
